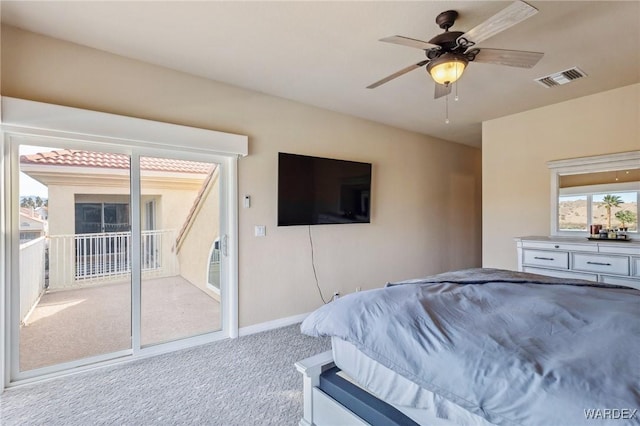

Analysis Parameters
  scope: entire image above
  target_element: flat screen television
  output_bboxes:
[278,153,372,226]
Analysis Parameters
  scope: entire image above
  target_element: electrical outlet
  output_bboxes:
[355,287,361,292]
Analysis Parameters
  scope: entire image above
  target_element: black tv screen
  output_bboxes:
[278,153,372,226]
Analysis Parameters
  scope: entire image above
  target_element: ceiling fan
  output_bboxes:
[367,0,544,99]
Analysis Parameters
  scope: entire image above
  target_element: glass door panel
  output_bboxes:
[18,145,132,372]
[139,156,222,346]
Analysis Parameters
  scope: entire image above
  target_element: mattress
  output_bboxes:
[332,337,494,426]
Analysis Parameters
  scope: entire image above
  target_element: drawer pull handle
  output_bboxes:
[534,256,555,261]
[587,261,612,266]
[554,245,560,249]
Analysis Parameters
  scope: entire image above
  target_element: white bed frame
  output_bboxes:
[295,351,369,426]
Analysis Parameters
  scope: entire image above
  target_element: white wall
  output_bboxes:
[483,83,640,270]
[1,26,482,327]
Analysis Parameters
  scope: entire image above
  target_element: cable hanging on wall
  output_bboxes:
[308,225,327,304]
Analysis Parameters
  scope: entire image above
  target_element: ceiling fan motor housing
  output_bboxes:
[428,31,465,55]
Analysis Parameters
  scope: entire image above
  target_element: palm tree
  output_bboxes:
[602,194,622,229]
[20,197,35,208]
[615,210,637,229]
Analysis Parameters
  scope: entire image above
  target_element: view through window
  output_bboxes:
[17,145,223,372]
[558,191,638,232]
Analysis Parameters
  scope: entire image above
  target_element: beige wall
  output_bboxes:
[177,170,221,300]
[2,26,482,328]
[483,83,640,270]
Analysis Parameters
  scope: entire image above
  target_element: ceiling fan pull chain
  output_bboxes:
[445,93,450,124]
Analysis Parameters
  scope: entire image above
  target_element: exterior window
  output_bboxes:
[558,190,638,233]
[75,203,130,234]
[592,192,638,232]
[558,195,588,231]
[74,203,131,267]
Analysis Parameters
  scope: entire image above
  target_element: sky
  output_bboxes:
[592,193,637,203]
[20,174,48,198]
[561,193,637,203]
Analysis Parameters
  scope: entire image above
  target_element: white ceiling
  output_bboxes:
[2,1,639,148]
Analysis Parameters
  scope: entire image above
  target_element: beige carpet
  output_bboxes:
[3,324,331,426]
[20,276,221,371]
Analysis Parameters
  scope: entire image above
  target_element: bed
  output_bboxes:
[296,268,640,426]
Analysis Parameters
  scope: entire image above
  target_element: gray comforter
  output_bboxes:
[301,268,640,425]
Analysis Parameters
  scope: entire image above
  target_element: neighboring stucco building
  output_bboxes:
[20,149,220,298]
[19,208,47,243]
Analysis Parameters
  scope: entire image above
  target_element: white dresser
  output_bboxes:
[515,236,640,290]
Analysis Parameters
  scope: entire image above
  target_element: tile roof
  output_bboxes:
[20,149,213,174]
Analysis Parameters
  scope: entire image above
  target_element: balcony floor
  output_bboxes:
[20,276,221,372]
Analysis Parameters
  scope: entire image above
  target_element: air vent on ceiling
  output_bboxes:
[535,67,587,88]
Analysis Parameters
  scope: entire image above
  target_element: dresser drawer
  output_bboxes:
[523,267,597,282]
[633,258,640,277]
[600,275,640,290]
[598,245,640,256]
[521,241,597,252]
[572,253,629,275]
[523,249,569,269]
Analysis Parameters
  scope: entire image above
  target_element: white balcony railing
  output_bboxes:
[48,229,177,289]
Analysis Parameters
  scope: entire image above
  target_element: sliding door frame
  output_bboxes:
[1,97,246,389]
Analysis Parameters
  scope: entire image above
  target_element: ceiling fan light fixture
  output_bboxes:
[427,53,468,85]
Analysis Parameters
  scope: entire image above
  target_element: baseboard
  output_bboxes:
[238,312,311,337]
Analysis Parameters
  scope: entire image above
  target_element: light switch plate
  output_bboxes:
[255,225,266,237]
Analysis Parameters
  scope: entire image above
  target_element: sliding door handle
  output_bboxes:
[221,234,229,257]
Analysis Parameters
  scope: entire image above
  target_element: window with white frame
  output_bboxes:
[558,183,638,233]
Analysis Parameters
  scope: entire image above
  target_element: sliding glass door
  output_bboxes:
[1,97,244,388]
[10,142,229,381]
[139,155,223,346]
[17,145,133,373]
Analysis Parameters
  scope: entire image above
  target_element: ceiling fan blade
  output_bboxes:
[434,83,452,99]
[473,48,543,68]
[367,60,429,89]
[458,1,538,46]
[380,35,440,51]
